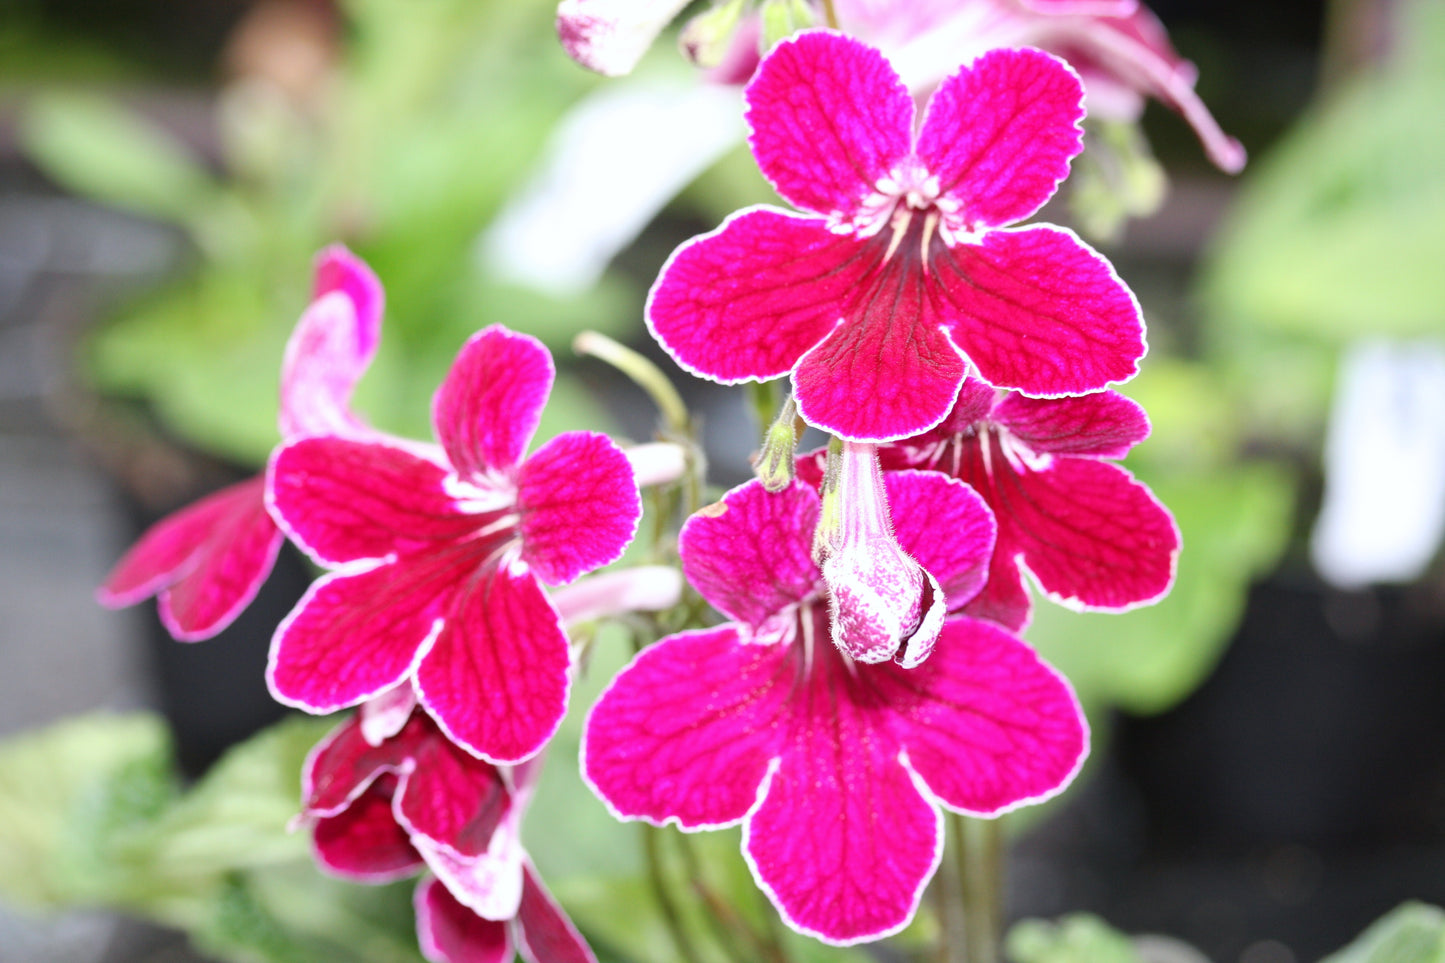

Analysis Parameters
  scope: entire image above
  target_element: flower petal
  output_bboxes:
[745,30,914,220]
[433,326,554,482]
[98,476,283,642]
[518,431,641,585]
[415,876,511,963]
[886,470,996,611]
[744,647,941,945]
[937,225,1144,397]
[678,481,820,632]
[312,780,423,883]
[647,207,868,384]
[414,834,526,923]
[963,547,1033,633]
[916,47,1084,230]
[396,734,511,857]
[993,389,1149,457]
[302,713,427,817]
[313,244,383,358]
[880,617,1087,815]
[361,684,419,747]
[269,549,473,713]
[583,626,789,830]
[278,292,372,440]
[991,451,1179,611]
[268,437,467,567]
[514,863,598,963]
[792,265,966,441]
[415,566,571,765]
[555,0,694,77]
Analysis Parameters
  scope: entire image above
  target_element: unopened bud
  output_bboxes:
[755,395,800,492]
[680,0,749,69]
[761,0,817,50]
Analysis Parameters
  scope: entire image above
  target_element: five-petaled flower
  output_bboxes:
[875,377,1179,631]
[97,245,384,640]
[648,31,1145,443]
[301,696,596,963]
[584,477,1086,944]
[266,325,641,764]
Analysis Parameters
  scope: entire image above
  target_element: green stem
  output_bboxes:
[675,834,789,963]
[819,0,840,29]
[643,825,705,963]
[574,331,690,435]
[956,814,1004,963]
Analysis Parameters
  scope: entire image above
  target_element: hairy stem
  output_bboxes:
[957,813,1004,963]
[643,826,704,963]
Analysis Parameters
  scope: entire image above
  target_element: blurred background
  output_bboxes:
[1,0,1443,961]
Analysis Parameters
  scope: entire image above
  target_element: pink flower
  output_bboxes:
[583,477,1086,944]
[871,377,1179,631]
[301,702,596,963]
[836,0,1246,172]
[266,325,641,764]
[97,245,383,640]
[648,32,1144,443]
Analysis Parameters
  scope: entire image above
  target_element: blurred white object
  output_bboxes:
[1312,339,1445,588]
[480,78,744,295]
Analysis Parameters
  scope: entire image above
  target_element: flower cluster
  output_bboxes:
[98,10,1212,958]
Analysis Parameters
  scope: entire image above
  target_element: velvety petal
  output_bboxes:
[793,261,966,441]
[415,566,571,765]
[744,646,941,945]
[963,546,1033,633]
[396,735,511,857]
[434,326,554,482]
[514,864,598,963]
[555,0,693,77]
[583,626,790,830]
[517,431,640,585]
[414,834,526,923]
[744,30,913,220]
[917,47,1084,230]
[416,876,511,963]
[886,470,996,611]
[936,225,1144,397]
[678,481,820,631]
[993,389,1149,457]
[313,243,383,358]
[647,207,870,384]
[994,453,1179,611]
[879,617,1087,815]
[269,546,477,713]
[361,683,419,747]
[303,713,428,817]
[268,437,470,567]
[312,781,423,882]
[99,476,284,642]
[278,292,371,440]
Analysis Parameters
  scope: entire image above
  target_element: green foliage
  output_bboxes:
[1322,904,1445,963]
[1007,915,1141,963]
[0,712,425,963]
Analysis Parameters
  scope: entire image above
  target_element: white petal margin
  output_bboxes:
[1312,339,1445,588]
[480,77,744,295]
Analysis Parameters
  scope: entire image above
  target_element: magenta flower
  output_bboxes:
[873,377,1179,631]
[583,477,1086,944]
[266,325,641,764]
[301,703,595,963]
[648,32,1144,442]
[97,245,383,640]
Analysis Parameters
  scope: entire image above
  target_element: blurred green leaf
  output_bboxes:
[1200,0,1445,343]
[1322,903,1445,963]
[22,93,215,222]
[1007,915,1141,963]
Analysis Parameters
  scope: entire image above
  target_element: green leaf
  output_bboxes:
[21,93,215,222]
[1321,903,1445,963]
[1007,915,1141,963]
[0,712,178,909]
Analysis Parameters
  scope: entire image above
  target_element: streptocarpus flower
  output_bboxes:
[874,377,1179,631]
[301,704,595,963]
[266,325,641,764]
[97,245,383,640]
[583,478,1086,944]
[648,32,1144,442]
